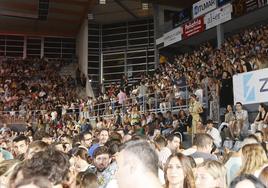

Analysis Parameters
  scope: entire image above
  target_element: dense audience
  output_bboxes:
[0,21,268,188]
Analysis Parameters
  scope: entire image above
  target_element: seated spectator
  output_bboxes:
[76,171,98,188]
[230,174,266,188]
[195,160,227,188]
[164,153,195,188]
[218,105,235,139]
[234,102,249,139]
[250,103,268,136]
[205,119,222,148]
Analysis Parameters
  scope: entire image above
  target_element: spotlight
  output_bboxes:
[88,13,94,20]
[99,0,106,4]
[142,3,149,10]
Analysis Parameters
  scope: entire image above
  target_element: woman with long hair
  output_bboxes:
[238,143,268,177]
[195,160,227,188]
[164,153,195,188]
[251,103,268,133]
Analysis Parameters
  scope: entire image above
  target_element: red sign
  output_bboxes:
[183,16,205,38]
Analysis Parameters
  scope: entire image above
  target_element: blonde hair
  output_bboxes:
[197,160,227,188]
[239,144,268,175]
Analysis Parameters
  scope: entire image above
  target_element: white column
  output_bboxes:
[23,36,27,59]
[217,24,224,49]
[41,37,44,58]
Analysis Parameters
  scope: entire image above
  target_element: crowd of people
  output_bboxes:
[0,126,268,188]
[0,17,268,188]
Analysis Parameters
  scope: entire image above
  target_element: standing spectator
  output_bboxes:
[220,71,233,109]
[238,143,268,177]
[13,135,29,160]
[137,81,147,112]
[190,133,217,162]
[164,153,195,188]
[189,94,203,135]
[116,140,162,188]
[117,88,127,111]
[195,160,227,188]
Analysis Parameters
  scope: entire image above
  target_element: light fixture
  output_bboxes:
[142,3,149,10]
[88,13,94,20]
[99,0,106,4]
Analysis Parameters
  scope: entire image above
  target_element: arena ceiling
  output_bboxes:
[0,0,197,37]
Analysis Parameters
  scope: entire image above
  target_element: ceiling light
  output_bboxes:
[142,3,149,10]
[99,0,106,4]
[88,13,94,20]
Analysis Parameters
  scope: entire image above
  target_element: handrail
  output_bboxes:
[0,83,211,125]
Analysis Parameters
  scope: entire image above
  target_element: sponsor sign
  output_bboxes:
[172,7,192,28]
[204,3,232,30]
[183,17,205,38]
[163,27,182,47]
[193,0,217,18]
[233,68,268,104]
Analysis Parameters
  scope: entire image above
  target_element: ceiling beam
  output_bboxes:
[76,0,97,34]
[114,0,139,19]
[51,0,89,6]
[0,2,37,12]
[49,7,84,16]
[0,10,38,19]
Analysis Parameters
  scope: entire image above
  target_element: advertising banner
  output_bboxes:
[193,0,217,18]
[172,7,192,28]
[233,68,268,105]
[183,17,205,38]
[163,27,182,47]
[204,3,232,30]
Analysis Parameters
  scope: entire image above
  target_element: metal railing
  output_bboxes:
[0,82,217,126]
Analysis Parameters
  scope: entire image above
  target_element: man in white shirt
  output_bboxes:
[206,119,222,148]
[235,102,249,138]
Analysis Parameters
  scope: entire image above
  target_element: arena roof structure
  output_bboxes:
[0,0,198,36]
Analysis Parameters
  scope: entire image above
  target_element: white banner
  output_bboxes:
[163,27,182,47]
[193,0,217,18]
[204,3,232,30]
[233,68,268,105]
[156,36,164,45]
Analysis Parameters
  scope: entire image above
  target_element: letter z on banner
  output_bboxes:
[233,68,268,105]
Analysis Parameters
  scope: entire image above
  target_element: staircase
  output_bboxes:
[59,62,77,78]
[59,63,94,99]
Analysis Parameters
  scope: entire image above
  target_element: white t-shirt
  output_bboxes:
[206,127,222,148]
